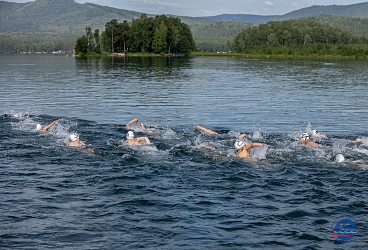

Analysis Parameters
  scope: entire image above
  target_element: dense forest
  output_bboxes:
[191,22,253,52]
[231,19,368,58]
[307,15,368,38]
[75,14,196,55]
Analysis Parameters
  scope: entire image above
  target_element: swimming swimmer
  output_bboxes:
[124,131,151,145]
[299,133,318,147]
[195,125,218,135]
[335,153,346,163]
[126,118,155,134]
[36,118,63,132]
[351,138,366,144]
[66,133,86,147]
[234,134,268,158]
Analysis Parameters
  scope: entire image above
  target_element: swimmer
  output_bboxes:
[66,133,85,147]
[311,130,327,139]
[299,133,318,147]
[234,134,268,158]
[126,118,155,134]
[124,131,151,145]
[36,118,63,132]
[195,125,218,135]
[335,153,347,163]
[351,138,364,144]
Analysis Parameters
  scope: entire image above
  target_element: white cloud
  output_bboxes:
[265,1,275,6]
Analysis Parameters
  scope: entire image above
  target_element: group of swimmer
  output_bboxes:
[35,118,85,147]
[35,117,365,161]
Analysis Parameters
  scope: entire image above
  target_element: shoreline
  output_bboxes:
[4,51,366,60]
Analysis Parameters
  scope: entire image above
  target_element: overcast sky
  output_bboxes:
[7,0,367,16]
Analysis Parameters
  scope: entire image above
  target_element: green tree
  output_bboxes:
[85,26,94,52]
[104,19,118,52]
[75,35,88,55]
[93,29,101,53]
[152,21,168,53]
[116,20,130,52]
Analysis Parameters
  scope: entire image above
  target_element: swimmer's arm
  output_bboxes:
[126,118,138,129]
[304,140,318,147]
[311,135,327,139]
[41,118,62,131]
[137,137,151,144]
[195,125,218,135]
[126,118,147,130]
[352,138,362,143]
[245,142,267,150]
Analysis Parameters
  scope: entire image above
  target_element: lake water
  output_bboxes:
[1,54,368,249]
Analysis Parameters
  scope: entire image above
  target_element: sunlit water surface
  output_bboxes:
[1,55,368,249]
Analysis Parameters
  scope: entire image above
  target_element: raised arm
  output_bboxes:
[41,119,62,132]
[126,118,148,130]
[195,125,218,135]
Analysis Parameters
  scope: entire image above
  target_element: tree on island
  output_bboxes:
[75,14,196,55]
[75,26,101,56]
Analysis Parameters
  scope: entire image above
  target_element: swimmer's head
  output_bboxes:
[234,140,246,150]
[300,133,310,141]
[126,131,134,140]
[312,130,318,136]
[69,133,79,142]
[36,124,42,131]
[335,153,345,163]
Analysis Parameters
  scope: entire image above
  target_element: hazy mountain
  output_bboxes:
[203,14,278,24]
[276,2,368,20]
[204,2,368,23]
[0,0,205,36]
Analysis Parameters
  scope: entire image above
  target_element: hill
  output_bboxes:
[204,14,278,24]
[0,0,205,52]
[204,2,368,23]
[0,0,143,36]
[306,14,368,38]
[1,0,368,53]
[276,2,368,20]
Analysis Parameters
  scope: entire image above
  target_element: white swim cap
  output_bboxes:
[36,124,42,131]
[300,133,310,141]
[69,133,79,142]
[312,130,318,136]
[126,131,134,139]
[335,154,345,163]
[234,140,246,150]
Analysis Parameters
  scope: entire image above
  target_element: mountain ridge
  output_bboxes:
[204,2,368,23]
[1,0,368,53]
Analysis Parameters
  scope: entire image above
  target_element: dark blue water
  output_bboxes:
[1,55,368,249]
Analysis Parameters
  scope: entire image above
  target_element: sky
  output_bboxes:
[7,0,368,17]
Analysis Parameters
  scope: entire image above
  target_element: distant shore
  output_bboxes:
[8,51,365,60]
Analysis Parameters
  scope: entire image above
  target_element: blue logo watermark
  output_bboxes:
[331,216,359,243]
